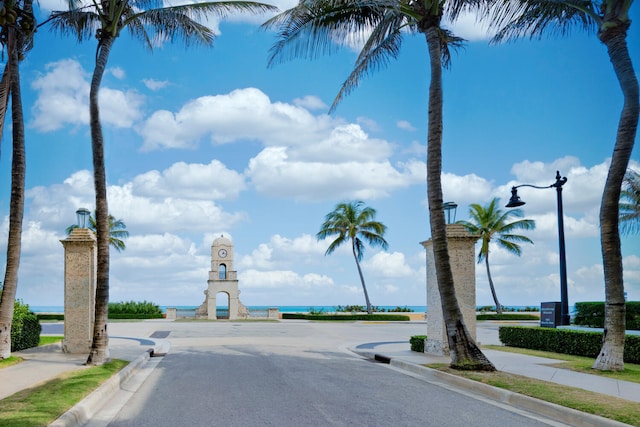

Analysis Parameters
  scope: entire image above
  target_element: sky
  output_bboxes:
[0,1,639,311]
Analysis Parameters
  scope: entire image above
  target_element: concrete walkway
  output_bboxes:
[1,320,638,427]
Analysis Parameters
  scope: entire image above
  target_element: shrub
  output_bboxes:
[573,301,640,330]
[108,300,162,316]
[335,305,366,313]
[108,313,163,319]
[387,306,415,313]
[308,307,326,315]
[410,335,427,352]
[499,326,640,364]
[282,313,410,321]
[36,313,64,321]
[335,305,414,313]
[11,299,41,352]
[476,313,539,321]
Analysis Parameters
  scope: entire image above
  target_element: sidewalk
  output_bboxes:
[1,320,638,427]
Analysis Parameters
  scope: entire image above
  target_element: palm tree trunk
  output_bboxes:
[593,26,638,371]
[352,239,372,314]
[0,44,25,360]
[424,26,494,371]
[86,35,115,365]
[485,256,502,314]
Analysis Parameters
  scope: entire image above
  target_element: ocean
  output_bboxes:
[30,305,427,314]
[29,305,539,313]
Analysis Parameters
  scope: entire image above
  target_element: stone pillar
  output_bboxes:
[60,228,97,354]
[268,308,279,320]
[421,224,477,355]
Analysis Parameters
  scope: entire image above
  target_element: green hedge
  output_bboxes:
[11,299,41,352]
[108,313,164,319]
[499,326,640,364]
[410,335,427,352]
[108,300,162,315]
[573,301,640,330]
[476,314,539,321]
[36,313,64,321]
[36,313,165,320]
[281,313,410,321]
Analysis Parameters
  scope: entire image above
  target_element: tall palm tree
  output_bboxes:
[620,169,640,236]
[489,0,638,371]
[317,201,388,314]
[265,0,496,370]
[48,0,276,365]
[0,0,36,360]
[65,212,130,252]
[458,198,535,315]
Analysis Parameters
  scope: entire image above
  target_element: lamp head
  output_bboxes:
[505,187,525,208]
[443,201,458,224]
[75,208,91,229]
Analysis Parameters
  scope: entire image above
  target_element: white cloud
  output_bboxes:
[291,124,391,162]
[445,10,495,41]
[131,160,246,200]
[246,146,415,201]
[109,67,126,79]
[397,120,416,131]
[30,59,144,132]
[137,87,340,151]
[239,269,334,290]
[363,251,415,278]
[442,172,494,207]
[143,78,170,91]
[292,95,327,110]
[239,233,327,270]
[25,165,248,235]
[30,59,89,132]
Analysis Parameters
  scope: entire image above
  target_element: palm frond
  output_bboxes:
[332,9,405,110]
[620,169,640,235]
[489,0,598,44]
[0,64,12,148]
[47,9,101,42]
[265,0,391,66]
[131,9,216,47]
[497,239,524,256]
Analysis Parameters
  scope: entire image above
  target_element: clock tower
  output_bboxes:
[197,235,247,320]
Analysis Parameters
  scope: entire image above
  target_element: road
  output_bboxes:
[78,321,562,427]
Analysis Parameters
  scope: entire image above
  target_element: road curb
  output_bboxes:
[354,350,632,427]
[49,341,166,427]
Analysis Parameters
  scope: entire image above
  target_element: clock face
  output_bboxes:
[218,248,228,258]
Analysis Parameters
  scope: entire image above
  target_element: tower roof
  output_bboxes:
[213,235,232,246]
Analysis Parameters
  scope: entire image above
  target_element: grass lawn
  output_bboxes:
[484,344,640,384]
[0,356,23,368]
[0,359,128,427]
[427,345,640,426]
[39,336,64,346]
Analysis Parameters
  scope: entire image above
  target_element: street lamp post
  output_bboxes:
[506,171,570,326]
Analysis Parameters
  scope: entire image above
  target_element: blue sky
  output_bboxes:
[1,1,639,309]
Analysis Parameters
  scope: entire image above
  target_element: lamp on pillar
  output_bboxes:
[443,202,458,224]
[75,208,91,229]
[505,171,569,326]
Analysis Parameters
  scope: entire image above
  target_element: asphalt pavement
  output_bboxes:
[1,319,638,427]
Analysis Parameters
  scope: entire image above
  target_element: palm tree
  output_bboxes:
[0,0,36,360]
[317,201,388,314]
[620,169,640,236]
[265,0,496,370]
[65,212,129,252]
[458,198,535,315]
[489,0,637,371]
[48,0,276,365]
